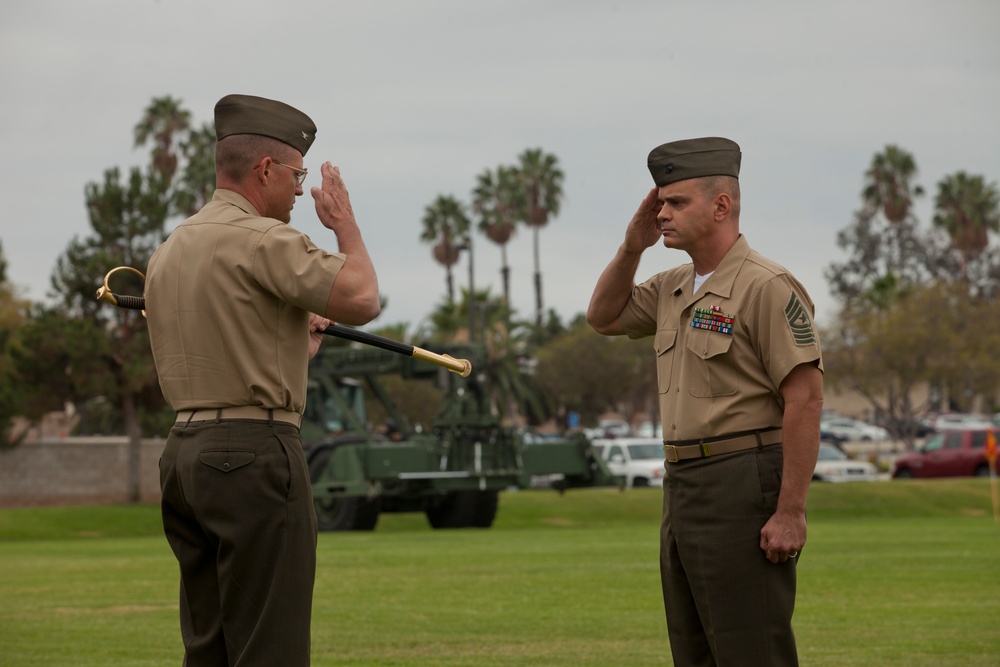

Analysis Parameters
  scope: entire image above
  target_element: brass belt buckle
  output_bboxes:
[664,445,679,463]
[700,441,712,457]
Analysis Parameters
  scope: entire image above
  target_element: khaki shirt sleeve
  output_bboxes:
[619,276,663,339]
[748,274,824,389]
[252,224,346,315]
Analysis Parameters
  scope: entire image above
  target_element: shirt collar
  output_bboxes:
[701,234,750,300]
[666,234,751,303]
[211,189,261,217]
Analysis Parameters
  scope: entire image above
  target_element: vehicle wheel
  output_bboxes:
[470,490,499,528]
[974,465,990,478]
[893,468,914,479]
[632,477,649,488]
[308,444,380,531]
[427,490,498,529]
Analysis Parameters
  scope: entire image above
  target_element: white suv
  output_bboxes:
[591,438,666,488]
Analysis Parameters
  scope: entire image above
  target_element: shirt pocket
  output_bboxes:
[654,328,678,394]
[684,330,738,397]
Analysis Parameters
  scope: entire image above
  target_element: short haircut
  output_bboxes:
[215,134,299,183]
[701,175,741,217]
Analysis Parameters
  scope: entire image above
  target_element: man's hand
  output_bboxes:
[760,508,806,564]
[624,187,663,252]
[585,188,661,336]
[311,162,356,233]
[308,313,331,359]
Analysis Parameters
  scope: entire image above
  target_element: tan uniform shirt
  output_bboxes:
[145,189,346,413]
[619,235,822,442]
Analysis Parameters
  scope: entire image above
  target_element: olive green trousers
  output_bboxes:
[661,445,799,667]
[160,419,318,667]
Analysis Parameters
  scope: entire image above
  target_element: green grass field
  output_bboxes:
[2,480,999,666]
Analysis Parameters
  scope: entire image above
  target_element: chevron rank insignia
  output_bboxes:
[784,293,816,345]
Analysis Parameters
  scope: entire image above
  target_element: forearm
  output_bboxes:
[776,364,824,515]
[586,244,643,335]
[325,228,380,325]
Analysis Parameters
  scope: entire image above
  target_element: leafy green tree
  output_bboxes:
[9,305,113,426]
[419,195,471,303]
[823,282,1000,444]
[826,146,937,306]
[0,242,29,444]
[472,165,525,306]
[534,321,656,430]
[13,95,214,500]
[824,146,1000,434]
[43,165,169,501]
[517,148,564,327]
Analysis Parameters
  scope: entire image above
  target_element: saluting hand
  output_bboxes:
[623,187,662,253]
[311,162,357,233]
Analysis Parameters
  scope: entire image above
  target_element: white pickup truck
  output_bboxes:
[590,437,666,488]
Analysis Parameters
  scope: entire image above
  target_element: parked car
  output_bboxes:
[891,428,999,479]
[591,438,665,488]
[812,442,879,482]
[819,417,889,442]
[927,413,994,432]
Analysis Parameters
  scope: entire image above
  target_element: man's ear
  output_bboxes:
[253,157,272,184]
[713,192,732,220]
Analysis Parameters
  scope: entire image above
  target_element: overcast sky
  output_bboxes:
[2,0,998,332]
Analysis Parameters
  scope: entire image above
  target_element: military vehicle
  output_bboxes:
[302,340,621,531]
[92,267,618,531]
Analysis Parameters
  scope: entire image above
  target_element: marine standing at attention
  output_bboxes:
[145,94,381,666]
[587,137,823,666]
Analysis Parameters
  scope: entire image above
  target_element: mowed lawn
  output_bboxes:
[2,480,999,666]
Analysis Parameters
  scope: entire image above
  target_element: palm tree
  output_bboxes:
[471,165,525,306]
[862,145,924,224]
[932,171,1000,279]
[133,96,191,187]
[517,148,564,326]
[419,195,470,303]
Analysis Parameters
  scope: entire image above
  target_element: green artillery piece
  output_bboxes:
[303,340,622,531]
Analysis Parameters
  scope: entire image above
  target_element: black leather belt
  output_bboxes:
[175,406,302,428]
[663,428,782,463]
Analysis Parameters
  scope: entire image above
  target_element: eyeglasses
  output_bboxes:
[272,160,309,186]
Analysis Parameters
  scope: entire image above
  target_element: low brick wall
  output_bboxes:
[0,437,166,507]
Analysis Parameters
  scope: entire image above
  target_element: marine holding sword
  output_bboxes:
[144,94,380,666]
[587,137,824,666]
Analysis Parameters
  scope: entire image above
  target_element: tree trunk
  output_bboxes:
[123,390,142,503]
[533,226,543,327]
[500,244,510,306]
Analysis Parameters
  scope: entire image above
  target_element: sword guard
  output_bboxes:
[96,266,147,317]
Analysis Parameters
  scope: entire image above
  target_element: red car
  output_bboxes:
[891,429,999,479]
